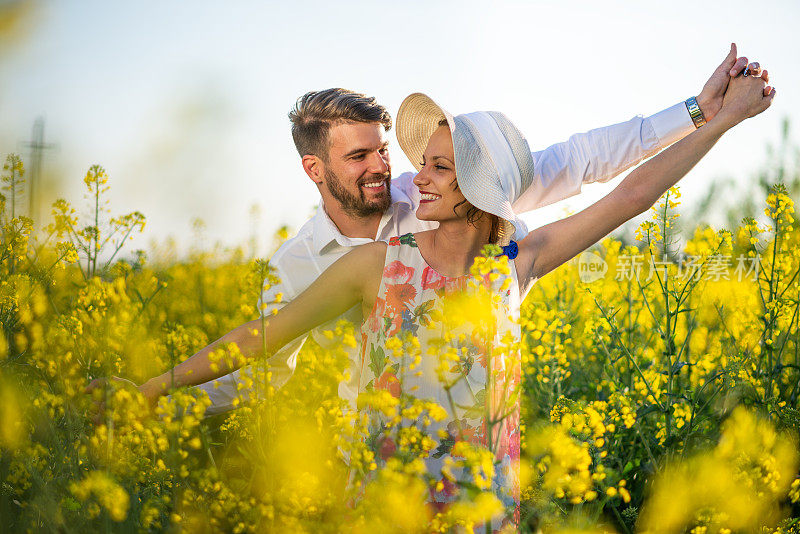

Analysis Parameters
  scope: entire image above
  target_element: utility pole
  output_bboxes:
[19,117,57,226]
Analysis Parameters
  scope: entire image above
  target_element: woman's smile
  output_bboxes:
[419,190,441,203]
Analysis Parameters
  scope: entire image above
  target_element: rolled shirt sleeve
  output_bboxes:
[512,101,695,213]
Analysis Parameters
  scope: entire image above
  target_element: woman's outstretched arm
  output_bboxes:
[515,73,775,291]
[88,241,387,407]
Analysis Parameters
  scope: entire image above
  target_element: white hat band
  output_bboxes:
[462,111,522,205]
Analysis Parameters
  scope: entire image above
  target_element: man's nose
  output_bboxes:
[368,151,389,174]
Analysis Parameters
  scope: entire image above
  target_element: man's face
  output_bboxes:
[321,122,391,218]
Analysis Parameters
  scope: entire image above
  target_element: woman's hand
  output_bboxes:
[714,70,776,130]
[696,43,770,123]
[136,377,166,410]
[85,376,161,424]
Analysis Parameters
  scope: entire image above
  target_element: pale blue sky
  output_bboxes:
[1,0,798,256]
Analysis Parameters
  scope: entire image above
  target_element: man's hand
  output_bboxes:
[696,43,771,123]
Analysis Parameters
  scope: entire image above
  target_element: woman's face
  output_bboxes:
[412,124,468,222]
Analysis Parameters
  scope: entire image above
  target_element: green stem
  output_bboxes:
[594,298,664,412]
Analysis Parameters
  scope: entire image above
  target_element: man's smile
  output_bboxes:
[360,178,388,192]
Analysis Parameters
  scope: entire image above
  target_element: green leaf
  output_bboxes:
[455,389,486,418]
[622,461,634,475]
[399,233,417,247]
[413,299,435,317]
[432,434,455,459]
[369,345,386,378]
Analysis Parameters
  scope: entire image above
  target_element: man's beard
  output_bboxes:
[325,169,392,218]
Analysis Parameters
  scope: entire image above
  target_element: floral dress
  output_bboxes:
[356,232,522,528]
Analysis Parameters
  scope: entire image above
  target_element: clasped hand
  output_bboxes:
[696,43,771,123]
[716,68,776,128]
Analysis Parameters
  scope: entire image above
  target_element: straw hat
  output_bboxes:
[396,93,534,247]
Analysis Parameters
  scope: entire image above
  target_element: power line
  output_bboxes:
[18,117,58,226]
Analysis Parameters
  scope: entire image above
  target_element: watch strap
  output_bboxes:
[685,96,707,128]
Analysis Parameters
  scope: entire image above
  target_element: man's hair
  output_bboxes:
[289,88,392,161]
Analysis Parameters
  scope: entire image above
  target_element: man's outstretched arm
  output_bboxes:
[512,43,766,216]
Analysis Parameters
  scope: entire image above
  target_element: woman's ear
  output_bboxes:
[302,155,324,185]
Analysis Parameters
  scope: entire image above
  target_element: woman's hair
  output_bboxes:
[437,119,501,243]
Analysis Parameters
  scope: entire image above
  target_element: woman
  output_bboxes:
[117,71,774,525]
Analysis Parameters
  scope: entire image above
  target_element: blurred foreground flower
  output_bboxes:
[639,406,799,532]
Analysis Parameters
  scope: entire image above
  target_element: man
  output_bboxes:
[95,45,766,414]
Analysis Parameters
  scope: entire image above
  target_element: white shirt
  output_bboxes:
[194,101,695,415]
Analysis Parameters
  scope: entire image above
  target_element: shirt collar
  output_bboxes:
[311,181,414,255]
